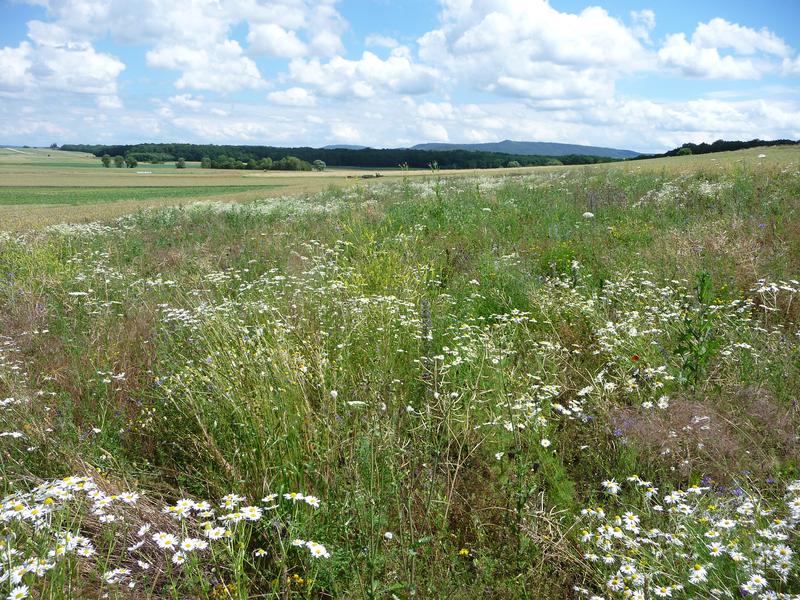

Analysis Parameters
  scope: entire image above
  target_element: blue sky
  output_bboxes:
[1,0,798,152]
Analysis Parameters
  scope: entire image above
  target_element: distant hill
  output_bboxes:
[411,140,639,159]
[322,144,369,150]
[634,138,800,160]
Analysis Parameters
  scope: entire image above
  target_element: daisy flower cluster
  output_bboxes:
[575,476,800,599]
[0,475,329,596]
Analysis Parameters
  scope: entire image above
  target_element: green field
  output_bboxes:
[0,185,285,206]
[1,145,799,598]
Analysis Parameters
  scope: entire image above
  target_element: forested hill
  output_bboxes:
[636,138,800,159]
[59,143,621,169]
[411,140,639,159]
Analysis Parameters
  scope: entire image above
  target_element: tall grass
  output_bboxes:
[1,163,799,598]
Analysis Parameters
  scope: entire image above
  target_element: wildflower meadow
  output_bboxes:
[1,157,799,598]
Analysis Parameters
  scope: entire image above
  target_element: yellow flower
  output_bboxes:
[458,548,471,557]
[211,583,237,599]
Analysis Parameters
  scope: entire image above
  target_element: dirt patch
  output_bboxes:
[611,387,799,483]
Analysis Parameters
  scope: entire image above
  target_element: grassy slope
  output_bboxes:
[0,148,799,598]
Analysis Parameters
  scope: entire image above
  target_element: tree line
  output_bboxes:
[60,143,619,170]
[634,138,799,160]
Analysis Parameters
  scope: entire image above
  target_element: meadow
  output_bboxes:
[0,146,799,599]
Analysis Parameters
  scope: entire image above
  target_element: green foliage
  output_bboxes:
[113,155,125,168]
[61,142,623,170]
[175,157,186,169]
[1,162,799,598]
[674,271,722,388]
[101,154,111,167]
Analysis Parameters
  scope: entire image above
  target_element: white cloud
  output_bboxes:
[248,24,307,58]
[492,66,614,100]
[21,0,348,91]
[289,48,440,98]
[782,56,800,76]
[0,43,33,90]
[146,41,264,92]
[169,94,203,109]
[309,30,345,57]
[5,0,800,151]
[330,123,361,143]
[630,9,655,43]
[96,94,122,109]
[419,120,449,142]
[658,33,762,79]
[306,3,347,56]
[658,18,794,79]
[692,18,791,57]
[417,0,648,101]
[365,34,399,49]
[267,87,316,107]
[416,101,455,120]
[0,37,124,96]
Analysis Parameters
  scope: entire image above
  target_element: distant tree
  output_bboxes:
[246,159,258,170]
[214,155,234,169]
[258,157,273,171]
[126,156,138,168]
[175,157,186,169]
[113,155,125,168]
[274,156,312,171]
[677,146,692,156]
[507,160,520,168]
[200,156,212,169]
[49,143,58,150]
[101,154,112,168]
[312,159,326,171]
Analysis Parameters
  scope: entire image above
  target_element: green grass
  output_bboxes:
[0,150,799,598]
[0,184,284,205]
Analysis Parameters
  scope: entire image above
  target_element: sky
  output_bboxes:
[0,0,799,153]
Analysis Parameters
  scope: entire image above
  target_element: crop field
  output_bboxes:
[3,145,797,230]
[1,147,799,599]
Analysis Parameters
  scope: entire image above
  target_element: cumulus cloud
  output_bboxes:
[146,41,264,92]
[781,56,800,76]
[417,0,649,102]
[692,18,791,57]
[248,24,307,58]
[288,48,440,98]
[267,87,316,107]
[630,9,656,43]
[5,0,800,150]
[658,18,793,79]
[19,0,348,91]
[330,123,361,143]
[96,94,122,109]
[169,94,203,110]
[418,120,449,142]
[0,37,124,96]
[365,34,399,49]
[0,44,34,91]
[658,33,762,79]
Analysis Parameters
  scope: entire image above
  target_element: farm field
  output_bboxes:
[2,145,798,229]
[0,146,799,599]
